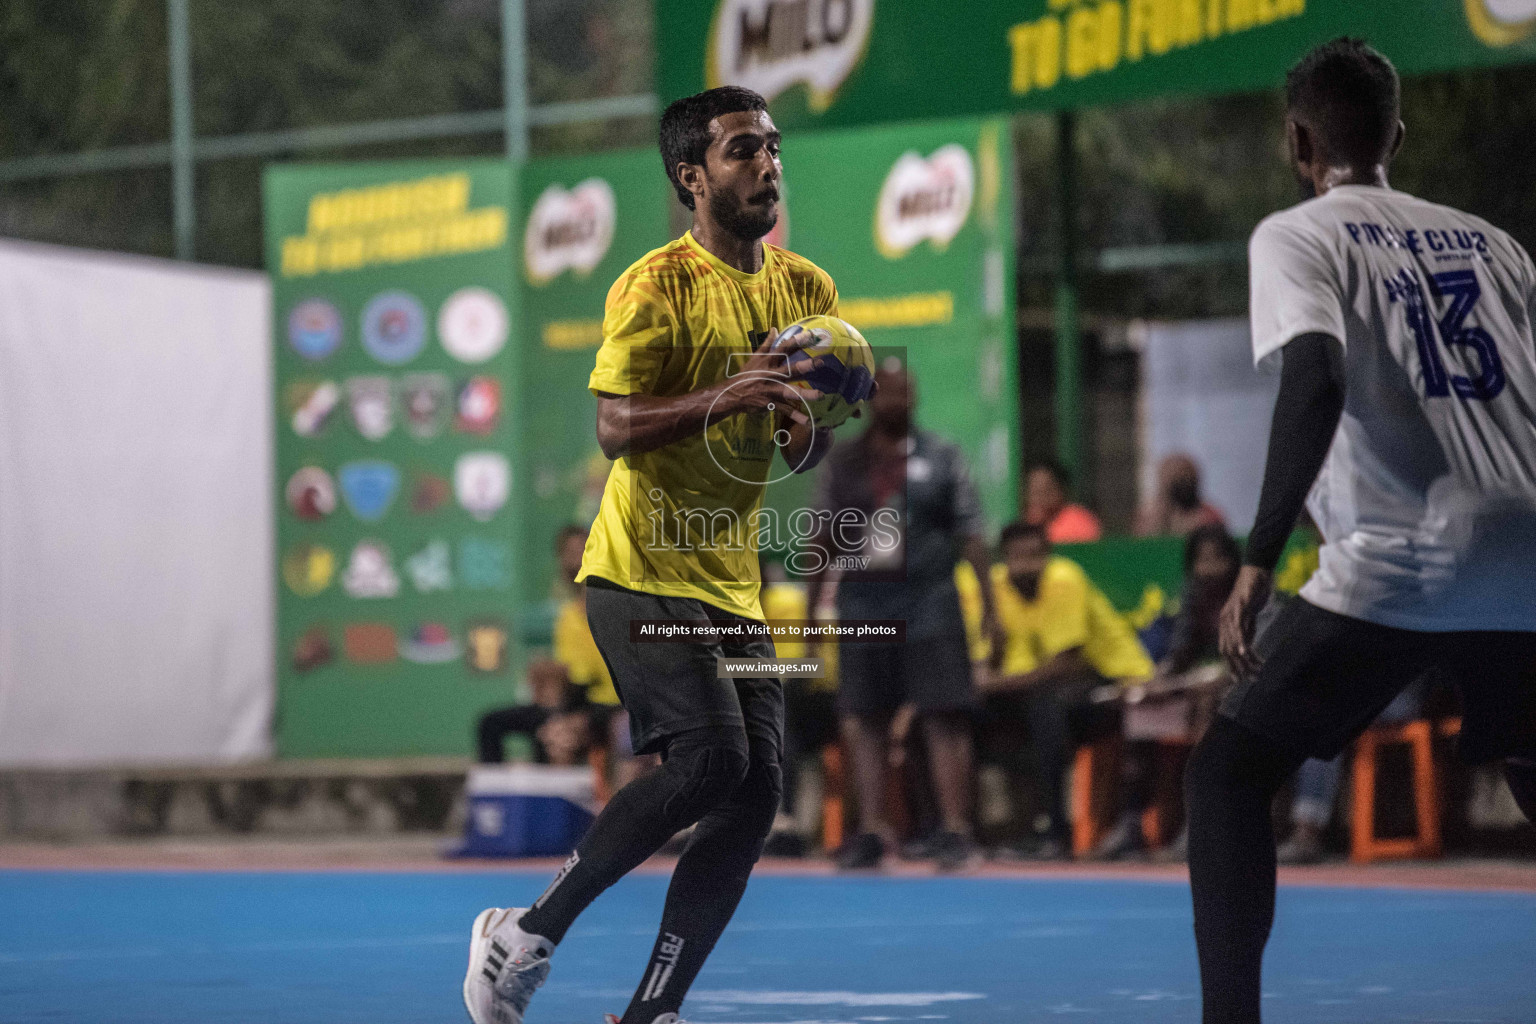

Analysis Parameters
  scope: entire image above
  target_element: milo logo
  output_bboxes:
[1466,0,1536,45]
[874,144,974,259]
[523,178,616,286]
[706,0,873,111]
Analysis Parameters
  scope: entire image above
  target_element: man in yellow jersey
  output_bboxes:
[978,521,1153,858]
[463,87,851,1024]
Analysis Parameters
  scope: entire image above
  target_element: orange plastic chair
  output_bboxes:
[1072,737,1191,856]
[588,746,613,806]
[1071,738,1117,856]
[1348,718,1460,864]
[820,743,846,853]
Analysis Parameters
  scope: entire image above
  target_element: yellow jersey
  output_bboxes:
[954,561,990,663]
[552,595,618,706]
[578,231,838,620]
[991,557,1153,682]
[761,579,839,691]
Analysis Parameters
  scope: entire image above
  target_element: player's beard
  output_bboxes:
[708,183,779,242]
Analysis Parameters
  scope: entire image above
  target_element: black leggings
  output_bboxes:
[517,723,781,1024]
[1186,716,1536,1024]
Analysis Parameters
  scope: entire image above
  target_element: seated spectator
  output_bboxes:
[476,526,627,772]
[1133,453,1227,538]
[477,658,592,765]
[1092,524,1241,859]
[761,565,838,855]
[977,522,1153,857]
[1026,461,1102,543]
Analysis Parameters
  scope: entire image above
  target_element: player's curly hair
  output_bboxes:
[659,86,769,210]
[1285,38,1400,168]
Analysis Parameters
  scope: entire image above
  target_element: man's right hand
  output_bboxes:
[595,327,825,458]
[1220,565,1273,681]
[719,327,823,423]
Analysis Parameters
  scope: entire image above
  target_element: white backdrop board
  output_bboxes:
[0,240,273,765]
[1141,318,1281,535]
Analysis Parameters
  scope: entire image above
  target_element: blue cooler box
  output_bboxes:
[452,764,597,858]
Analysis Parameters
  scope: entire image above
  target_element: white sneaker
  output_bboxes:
[603,1015,684,1024]
[463,907,553,1024]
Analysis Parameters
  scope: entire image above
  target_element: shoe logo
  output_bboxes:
[485,938,510,978]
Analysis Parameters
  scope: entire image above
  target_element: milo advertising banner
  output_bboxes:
[657,0,1536,130]
[768,116,1019,531]
[264,159,521,757]
[515,150,671,618]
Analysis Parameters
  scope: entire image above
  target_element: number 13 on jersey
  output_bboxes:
[1388,267,1507,401]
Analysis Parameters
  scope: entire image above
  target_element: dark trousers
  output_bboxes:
[476,705,553,764]
[1024,673,1121,839]
[782,682,838,816]
[979,673,1121,839]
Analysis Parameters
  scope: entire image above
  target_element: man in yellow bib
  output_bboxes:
[463,86,850,1024]
[978,521,1153,857]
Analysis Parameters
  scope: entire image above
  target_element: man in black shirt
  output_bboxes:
[806,363,1001,871]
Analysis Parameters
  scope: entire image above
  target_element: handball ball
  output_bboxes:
[769,315,876,429]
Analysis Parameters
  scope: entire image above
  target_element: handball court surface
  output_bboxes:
[3,842,1534,1024]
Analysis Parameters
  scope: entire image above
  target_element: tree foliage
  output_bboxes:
[2,1,1535,282]
[0,0,651,265]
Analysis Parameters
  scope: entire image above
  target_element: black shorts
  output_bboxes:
[837,633,975,717]
[1221,597,1536,764]
[584,577,784,758]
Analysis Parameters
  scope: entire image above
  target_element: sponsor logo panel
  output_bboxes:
[344,623,398,664]
[288,298,343,361]
[339,461,401,522]
[874,144,975,259]
[523,180,616,285]
[438,286,509,363]
[705,0,874,111]
[361,291,428,365]
[286,467,337,521]
[282,543,336,597]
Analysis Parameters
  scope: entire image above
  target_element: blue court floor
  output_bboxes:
[2,868,1533,1023]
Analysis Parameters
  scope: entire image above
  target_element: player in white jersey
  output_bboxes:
[1185,39,1536,1024]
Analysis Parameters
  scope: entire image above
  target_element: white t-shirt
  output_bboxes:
[1250,184,1536,631]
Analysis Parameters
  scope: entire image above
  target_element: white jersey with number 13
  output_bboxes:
[1249,184,1536,632]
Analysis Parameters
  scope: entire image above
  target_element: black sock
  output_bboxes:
[620,735,781,1024]
[1185,716,1302,1024]
[518,729,749,945]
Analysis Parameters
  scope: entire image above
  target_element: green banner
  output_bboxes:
[657,0,1536,130]
[767,116,1019,534]
[264,158,522,757]
[514,149,672,630]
